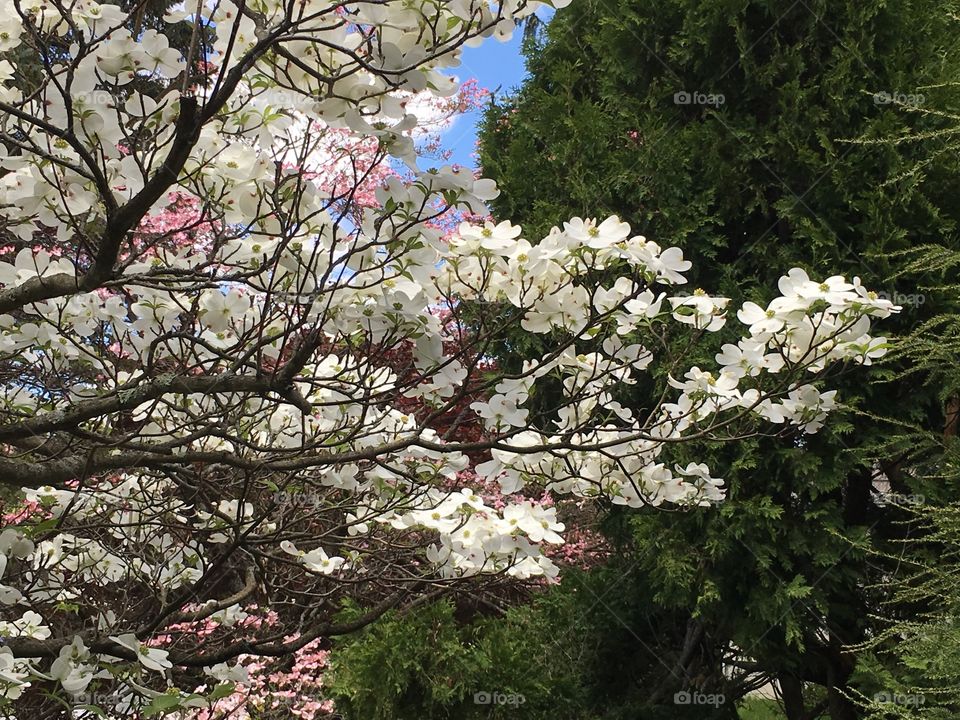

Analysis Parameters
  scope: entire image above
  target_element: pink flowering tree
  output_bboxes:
[0,0,899,717]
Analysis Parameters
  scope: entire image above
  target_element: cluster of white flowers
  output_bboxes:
[0,0,896,711]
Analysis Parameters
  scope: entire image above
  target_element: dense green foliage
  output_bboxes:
[846,242,960,719]
[851,504,960,719]
[470,1,960,718]
[318,3,960,719]
[326,572,788,719]
[325,594,590,720]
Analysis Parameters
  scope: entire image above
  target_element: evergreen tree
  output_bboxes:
[476,1,960,718]
[849,240,960,719]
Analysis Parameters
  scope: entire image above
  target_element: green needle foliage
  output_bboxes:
[850,501,960,719]
[843,241,960,719]
[319,4,960,719]
[324,595,592,720]
[471,1,960,718]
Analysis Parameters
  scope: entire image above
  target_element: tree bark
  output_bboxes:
[779,674,806,720]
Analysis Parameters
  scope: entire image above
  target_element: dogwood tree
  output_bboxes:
[0,0,898,715]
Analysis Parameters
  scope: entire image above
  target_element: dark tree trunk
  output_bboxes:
[780,674,806,720]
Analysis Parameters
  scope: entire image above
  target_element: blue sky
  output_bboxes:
[441,28,532,169]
